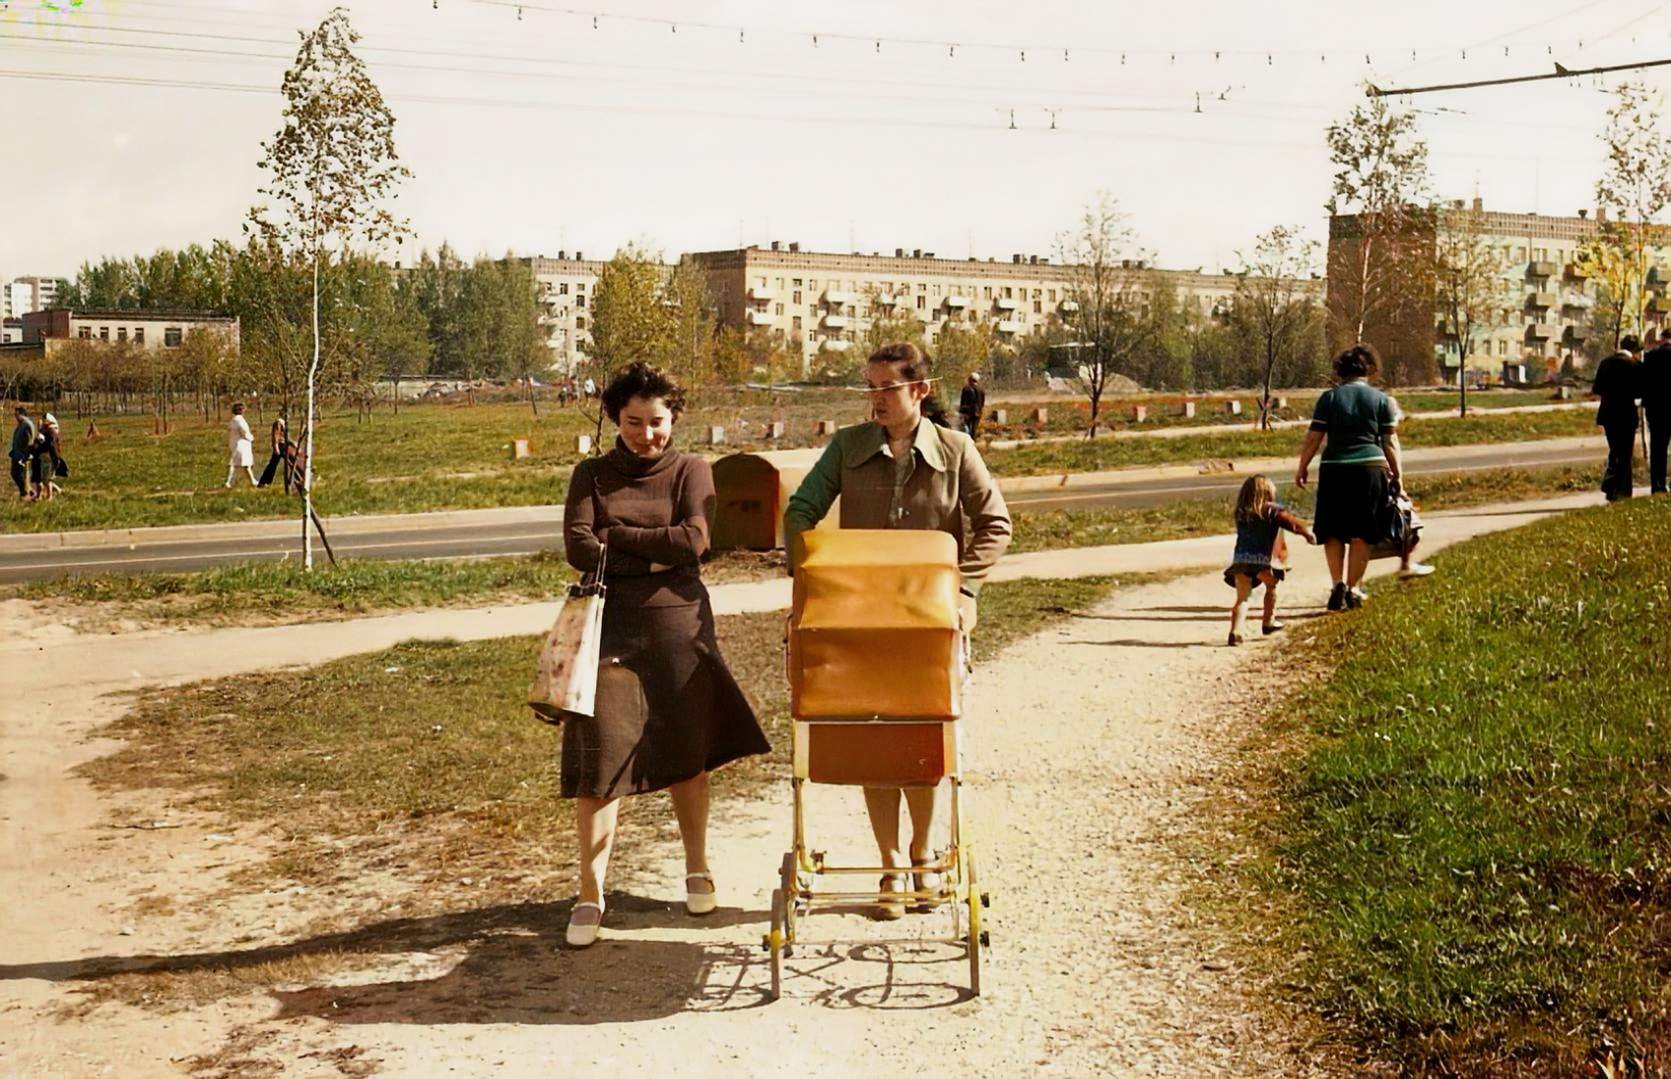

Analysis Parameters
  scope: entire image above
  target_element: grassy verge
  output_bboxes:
[74,574,1127,1007]
[17,461,1610,630]
[1263,497,1671,1073]
[982,409,1596,477]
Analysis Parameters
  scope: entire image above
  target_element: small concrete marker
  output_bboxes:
[1130,405,1147,423]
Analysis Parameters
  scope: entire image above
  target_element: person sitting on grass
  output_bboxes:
[1224,474,1317,646]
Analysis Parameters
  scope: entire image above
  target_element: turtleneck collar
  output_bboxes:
[605,435,681,478]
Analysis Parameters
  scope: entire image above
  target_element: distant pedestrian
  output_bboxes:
[1224,474,1317,646]
[9,406,36,500]
[583,376,597,399]
[29,412,67,500]
[1641,328,1671,494]
[225,402,257,488]
[958,371,986,438]
[257,416,294,490]
[1592,334,1642,502]
[1294,343,1404,612]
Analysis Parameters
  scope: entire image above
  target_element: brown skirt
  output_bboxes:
[559,595,769,799]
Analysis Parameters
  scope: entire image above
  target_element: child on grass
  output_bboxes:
[1225,474,1317,646]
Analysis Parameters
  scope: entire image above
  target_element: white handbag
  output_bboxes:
[529,545,607,723]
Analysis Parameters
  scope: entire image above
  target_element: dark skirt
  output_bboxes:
[559,595,769,799]
[1223,563,1286,589]
[1313,463,1392,544]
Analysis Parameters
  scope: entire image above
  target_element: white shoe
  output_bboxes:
[685,872,717,916]
[565,900,604,947]
[1399,562,1436,579]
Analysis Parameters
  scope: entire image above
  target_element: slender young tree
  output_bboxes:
[1432,204,1509,415]
[248,6,411,569]
[1587,81,1671,349]
[1324,93,1433,382]
[1234,225,1321,428]
[1058,191,1152,436]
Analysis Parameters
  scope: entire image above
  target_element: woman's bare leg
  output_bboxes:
[574,795,620,906]
[863,787,906,868]
[1324,539,1346,585]
[1346,539,1371,588]
[903,786,938,865]
[669,773,712,893]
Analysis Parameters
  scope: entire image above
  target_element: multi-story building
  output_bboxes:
[1,318,21,345]
[3,276,61,319]
[1329,198,1671,382]
[520,253,614,373]
[684,242,1313,371]
[20,308,240,352]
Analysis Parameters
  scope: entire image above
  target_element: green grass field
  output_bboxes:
[1272,496,1671,1072]
[2,391,1594,535]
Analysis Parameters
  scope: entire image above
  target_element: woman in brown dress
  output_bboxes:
[560,362,770,947]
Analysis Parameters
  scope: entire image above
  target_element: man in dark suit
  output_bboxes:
[958,372,987,439]
[1592,334,1643,502]
[1641,327,1671,494]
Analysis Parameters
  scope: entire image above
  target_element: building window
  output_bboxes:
[559,283,569,295]
[793,278,803,288]
[135,327,144,345]
[1003,287,1013,298]
[756,276,766,287]
[809,279,819,289]
[576,295,586,308]
[117,327,128,342]
[164,327,183,347]
[1048,289,1057,301]
[775,303,784,315]
[983,287,992,298]
[792,315,802,331]
[576,316,586,330]
[792,290,802,305]
[78,327,91,339]
[1033,300,1042,314]
[99,327,109,341]
[917,295,926,310]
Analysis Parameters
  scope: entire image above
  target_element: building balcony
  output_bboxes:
[823,289,855,306]
[874,293,899,306]
[1526,291,1556,309]
[1564,261,1589,280]
[1526,323,1554,341]
[746,309,775,326]
[748,285,775,301]
[1649,296,1671,315]
[1059,299,1080,313]
[994,296,1018,311]
[820,339,853,352]
[1527,260,1558,279]
[1563,324,1587,343]
[822,314,849,329]
[995,319,1024,335]
[1649,265,1667,285]
[1436,318,1460,339]
[944,295,970,309]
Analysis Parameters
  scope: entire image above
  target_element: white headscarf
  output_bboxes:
[43,412,57,428]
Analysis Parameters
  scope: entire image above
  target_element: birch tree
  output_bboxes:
[1234,225,1320,428]
[248,6,411,569]
[1585,81,1671,350]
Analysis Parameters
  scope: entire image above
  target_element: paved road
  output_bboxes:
[0,439,1598,583]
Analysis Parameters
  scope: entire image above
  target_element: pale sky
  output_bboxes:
[4,0,1669,281]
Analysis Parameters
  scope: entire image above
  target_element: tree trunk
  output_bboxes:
[304,251,319,572]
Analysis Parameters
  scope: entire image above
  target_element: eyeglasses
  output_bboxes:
[847,378,938,396]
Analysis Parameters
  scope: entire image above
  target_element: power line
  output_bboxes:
[1369,55,1671,96]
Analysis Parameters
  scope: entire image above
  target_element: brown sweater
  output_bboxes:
[563,441,714,607]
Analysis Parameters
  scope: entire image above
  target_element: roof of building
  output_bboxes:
[35,308,238,321]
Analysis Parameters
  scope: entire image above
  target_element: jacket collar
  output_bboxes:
[842,419,948,473]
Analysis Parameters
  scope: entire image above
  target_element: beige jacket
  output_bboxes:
[782,419,1012,593]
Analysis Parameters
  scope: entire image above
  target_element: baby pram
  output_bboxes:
[764,528,990,1000]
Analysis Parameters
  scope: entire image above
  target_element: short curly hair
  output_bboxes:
[1333,343,1380,380]
[600,362,686,423]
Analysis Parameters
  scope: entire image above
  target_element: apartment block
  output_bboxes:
[1329,199,1671,380]
[3,276,61,319]
[684,242,1314,371]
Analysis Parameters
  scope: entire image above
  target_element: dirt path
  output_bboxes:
[0,495,1600,1076]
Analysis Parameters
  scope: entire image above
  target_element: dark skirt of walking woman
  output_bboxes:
[559,596,767,798]
[1312,463,1393,544]
[559,443,769,800]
